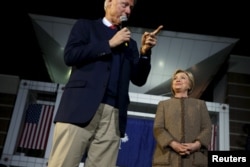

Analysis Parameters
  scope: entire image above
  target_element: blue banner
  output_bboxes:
[116,117,156,167]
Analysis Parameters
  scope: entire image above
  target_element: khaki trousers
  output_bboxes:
[47,103,120,167]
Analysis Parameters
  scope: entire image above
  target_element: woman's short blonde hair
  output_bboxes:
[171,69,195,95]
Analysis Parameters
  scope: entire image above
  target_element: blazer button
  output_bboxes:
[99,52,106,56]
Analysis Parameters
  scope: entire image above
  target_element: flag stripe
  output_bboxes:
[19,123,28,147]
[42,106,52,149]
[38,105,49,149]
[36,105,47,149]
[28,124,36,149]
[25,124,32,148]
[41,106,54,149]
[32,105,44,149]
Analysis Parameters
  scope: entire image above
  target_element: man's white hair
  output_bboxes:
[104,0,137,10]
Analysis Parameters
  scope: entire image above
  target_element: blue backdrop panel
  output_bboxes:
[116,117,156,167]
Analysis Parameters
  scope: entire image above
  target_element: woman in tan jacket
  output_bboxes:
[152,69,212,167]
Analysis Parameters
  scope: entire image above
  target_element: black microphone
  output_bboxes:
[120,15,128,47]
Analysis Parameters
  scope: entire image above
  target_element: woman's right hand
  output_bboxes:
[169,140,190,155]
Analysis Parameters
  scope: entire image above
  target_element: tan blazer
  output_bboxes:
[152,97,212,167]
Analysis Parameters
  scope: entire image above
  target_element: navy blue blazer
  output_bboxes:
[54,18,151,137]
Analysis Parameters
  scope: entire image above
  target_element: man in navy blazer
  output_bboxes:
[47,0,163,167]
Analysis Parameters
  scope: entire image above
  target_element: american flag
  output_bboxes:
[19,103,54,150]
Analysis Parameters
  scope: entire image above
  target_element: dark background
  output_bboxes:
[2,0,249,82]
